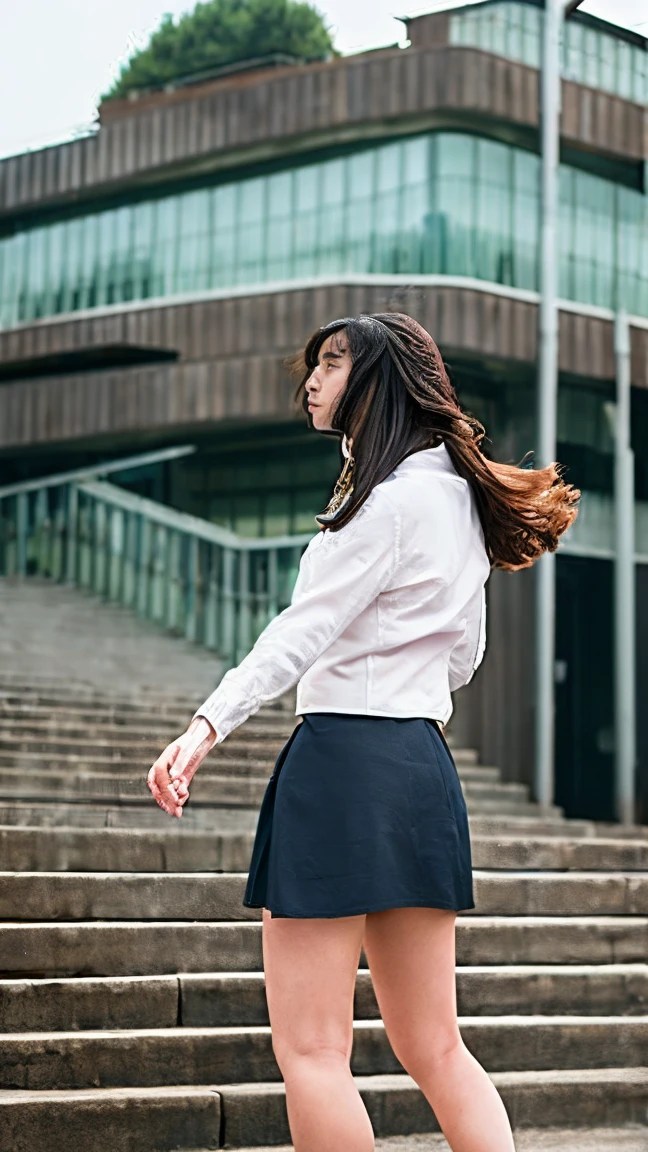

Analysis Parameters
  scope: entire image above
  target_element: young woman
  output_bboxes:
[148,312,580,1152]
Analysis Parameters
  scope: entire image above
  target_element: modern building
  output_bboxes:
[1,0,647,820]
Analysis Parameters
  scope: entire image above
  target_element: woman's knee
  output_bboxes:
[390,1023,464,1083]
[272,1029,352,1078]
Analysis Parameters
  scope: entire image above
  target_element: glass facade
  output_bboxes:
[178,439,341,537]
[449,1,647,105]
[1,130,646,329]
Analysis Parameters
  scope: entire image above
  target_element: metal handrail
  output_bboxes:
[0,444,197,498]
[78,479,314,552]
[0,451,315,668]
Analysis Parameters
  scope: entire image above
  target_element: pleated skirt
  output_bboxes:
[242,711,475,918]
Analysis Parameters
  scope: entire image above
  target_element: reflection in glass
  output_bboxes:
[1,130,646,328]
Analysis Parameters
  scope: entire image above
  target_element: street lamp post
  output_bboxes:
[614,310,636,826]
[534,0,582,813]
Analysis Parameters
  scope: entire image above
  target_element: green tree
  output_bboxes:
[104,0,337,100]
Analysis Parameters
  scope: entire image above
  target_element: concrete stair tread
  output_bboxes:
[1,1065,646,1095]
[4,917,648,979]
[0,783,547,818]
[230,1131,648,1152]
[2,964,647,1031]
[4,1013,648,1038]
[0,699,292,721]
[2,866,641,921]
[0,762,516,794]
[3,825,648,867]
[1,1069,645,1150]
[1,1026,648,1087]
[0,804,585,834]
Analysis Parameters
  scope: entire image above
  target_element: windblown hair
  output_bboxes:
[292,312,580,572]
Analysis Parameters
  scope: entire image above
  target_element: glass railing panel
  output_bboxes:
[0,471,314,668]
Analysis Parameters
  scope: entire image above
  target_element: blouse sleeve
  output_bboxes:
[191,490,402,743]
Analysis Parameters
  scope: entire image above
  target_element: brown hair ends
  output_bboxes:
[292,311,580,573]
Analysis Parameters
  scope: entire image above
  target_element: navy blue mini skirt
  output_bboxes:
[242,712,474,918]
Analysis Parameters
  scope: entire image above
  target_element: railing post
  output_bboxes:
[185,535,199,643]
[92,500,103,596]
[204,544,220,650]
[34,488,49,577]
[16,492,28,577]
[52,493,66,581]
[167,531,181,632]
[65,485,79,586]
[137,516,152,620]
[237,549,251,665]
[267,547,279,623]
[221,548,236,667]
[152,524,166,622]
[123,511,137,609]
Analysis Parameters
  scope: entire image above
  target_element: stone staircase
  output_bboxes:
[0,578,647,1149]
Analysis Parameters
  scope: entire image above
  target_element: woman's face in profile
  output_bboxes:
[305,330,352,433]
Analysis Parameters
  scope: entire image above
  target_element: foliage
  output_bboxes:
[104,0,337,100]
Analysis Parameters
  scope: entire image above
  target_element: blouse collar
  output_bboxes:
[394,441,456,476]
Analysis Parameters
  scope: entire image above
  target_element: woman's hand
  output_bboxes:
[147,716,217,818]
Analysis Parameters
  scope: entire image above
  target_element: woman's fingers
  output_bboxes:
[147,754,184,817]
[147,730,212,818]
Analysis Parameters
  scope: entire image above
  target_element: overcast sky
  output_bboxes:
[1,0,646,159]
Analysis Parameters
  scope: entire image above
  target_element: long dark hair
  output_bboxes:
[292,312,580,572]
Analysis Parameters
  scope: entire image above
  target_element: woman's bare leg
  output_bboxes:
[363,906,515,1152]
[262,907,374,1152]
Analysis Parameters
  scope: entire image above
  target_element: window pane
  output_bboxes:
[3,121,647,327]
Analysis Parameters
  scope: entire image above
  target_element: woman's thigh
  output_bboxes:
[262,907,366,1068]
[362,906,460,1076]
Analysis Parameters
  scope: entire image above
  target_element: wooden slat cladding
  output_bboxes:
[0,356,297,450]
[403,13,450,49]
[1,286,646,452]
[1,285,538,369]
[1,46,645,219]
[562,79,646,162]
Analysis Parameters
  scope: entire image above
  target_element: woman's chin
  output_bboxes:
[310,413,331,432]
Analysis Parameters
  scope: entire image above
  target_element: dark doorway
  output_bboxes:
[555,555,615,821]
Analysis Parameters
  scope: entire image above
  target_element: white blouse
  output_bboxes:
[192,440,491,740]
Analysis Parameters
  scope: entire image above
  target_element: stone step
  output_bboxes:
[0,732,479,769]
[0,801,579,834]
[2,965,647,1033]
[3,1017,648,1090]
[0,688,294,721]
[0,771,543,814]
[0,713,293,735]
[0,771,268,807]
[0,736,291,760]
[234,1132,648,1152]
[0,694,477,758]
[214,1069,648,1146]
[0,749,497,782]
[0,801,260,831]
[0,706,292,729]
[2,827,648,873]
[4,870,646,922]
[0,1083,223,1151]
[4,918,647,978]
[0,1069,646,1150]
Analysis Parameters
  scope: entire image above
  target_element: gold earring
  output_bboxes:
[315,434,356,526]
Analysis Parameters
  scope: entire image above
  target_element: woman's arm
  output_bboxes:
[192,490,402,743]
